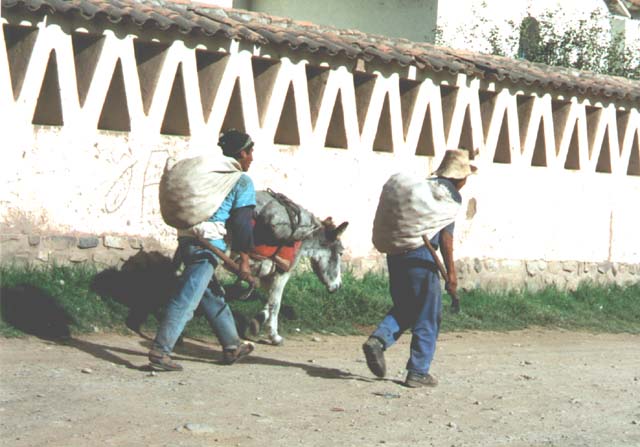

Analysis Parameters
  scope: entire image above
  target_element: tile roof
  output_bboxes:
[3,0,639,102]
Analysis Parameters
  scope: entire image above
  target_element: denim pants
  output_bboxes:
[153,238,240,354]
[372,246,443,375]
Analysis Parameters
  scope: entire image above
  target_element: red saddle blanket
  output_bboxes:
[251,241,302,272]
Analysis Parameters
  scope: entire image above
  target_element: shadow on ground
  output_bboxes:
[56,334,374,382]
[0,283,74,340]
[90,251,180,334]
[90,250,260,338]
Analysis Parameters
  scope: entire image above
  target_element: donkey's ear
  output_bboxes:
[330,221,349,240]
[336,221,348,236]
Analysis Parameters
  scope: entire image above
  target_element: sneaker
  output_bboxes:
[404,371,438,388]
[222,341,255,365]
[362,336,386,378]
[148,349,183,372]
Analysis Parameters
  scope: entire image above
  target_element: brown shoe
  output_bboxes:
[148,349,183,372]
[362,337,386,378]
[404,371,438,388]
[222,341,255,365]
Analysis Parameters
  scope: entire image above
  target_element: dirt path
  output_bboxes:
[1,330,639,447]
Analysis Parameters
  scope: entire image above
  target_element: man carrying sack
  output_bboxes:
[363,149,477,387]
[149,130,258,371]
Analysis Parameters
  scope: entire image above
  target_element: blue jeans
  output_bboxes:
[153,238,240,354]
[372,246,443,375]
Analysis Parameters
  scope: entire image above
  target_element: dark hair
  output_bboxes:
[218,129,253,158]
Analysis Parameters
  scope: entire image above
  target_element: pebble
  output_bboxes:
[473,400,481,405]
[373,392,401,399]
[177,423,216,434]
[81,368,93,374]
[311,336,322,342]
[446,422,457,429]
[632,420,639,425]
[148,371,157,377]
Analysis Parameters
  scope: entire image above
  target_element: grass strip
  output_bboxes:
[1,264,639,338]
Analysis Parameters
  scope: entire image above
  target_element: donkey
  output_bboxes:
[245,217,348,346]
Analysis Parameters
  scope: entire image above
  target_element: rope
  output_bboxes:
[265,188,302,243]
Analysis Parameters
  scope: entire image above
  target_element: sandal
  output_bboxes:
[222,341,255,365]
[148,349,183,372]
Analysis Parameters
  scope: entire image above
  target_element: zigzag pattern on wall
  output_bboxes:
[1,18,639,176]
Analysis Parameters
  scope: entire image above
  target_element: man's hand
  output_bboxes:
[238,252,257,287]
[440,230,460,313]
[445,277,458,297]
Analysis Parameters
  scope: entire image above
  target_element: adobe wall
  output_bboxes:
[1,9,639,290]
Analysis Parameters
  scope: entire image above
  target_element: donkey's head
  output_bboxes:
[307,217,349,293]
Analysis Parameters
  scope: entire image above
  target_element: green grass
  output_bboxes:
[1,264,639,338]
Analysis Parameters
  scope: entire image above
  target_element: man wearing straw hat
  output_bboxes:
[363,149,477,388]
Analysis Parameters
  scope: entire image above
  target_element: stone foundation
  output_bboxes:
[2,231,638,291]
[346,255,640,291]
[0,232,166,269]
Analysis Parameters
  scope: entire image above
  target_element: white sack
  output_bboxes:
[159,154,243,229]
[372,173,462,254]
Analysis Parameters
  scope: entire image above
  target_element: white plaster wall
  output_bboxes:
[457,165,640,263]
[1,11,639,273]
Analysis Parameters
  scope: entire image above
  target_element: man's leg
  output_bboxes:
[406,268,442,380]
[150,256,214,370]
[364,254,418,377]
[199,276,254,364]
[371,255,423,348]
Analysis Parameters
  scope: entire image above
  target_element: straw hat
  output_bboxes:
[432,149,478,179]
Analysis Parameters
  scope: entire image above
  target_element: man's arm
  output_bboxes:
[228,206,255,282]
[228,173,257,283]
[439,229,457,298]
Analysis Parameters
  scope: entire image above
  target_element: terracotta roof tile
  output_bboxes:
[2,0,639,101]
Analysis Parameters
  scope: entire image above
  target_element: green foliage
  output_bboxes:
[1,264,639,339]
[444,282,640,333]
[515,10,640,80]
[435,7,640,80]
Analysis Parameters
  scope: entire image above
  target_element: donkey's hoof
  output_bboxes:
[270,335,284,346]
[249,318,262,337]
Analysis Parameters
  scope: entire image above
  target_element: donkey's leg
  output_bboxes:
[249,274,273,338]
[263,271,291,346]
[247,260,274,338]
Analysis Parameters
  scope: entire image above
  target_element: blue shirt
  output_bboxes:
[207,173,256,251]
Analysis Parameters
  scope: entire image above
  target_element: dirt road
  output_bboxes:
[1,330,639,446]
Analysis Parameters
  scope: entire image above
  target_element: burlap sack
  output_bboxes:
[254,190,321,243]
[159,154,242,229]
[372,173,462,254]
